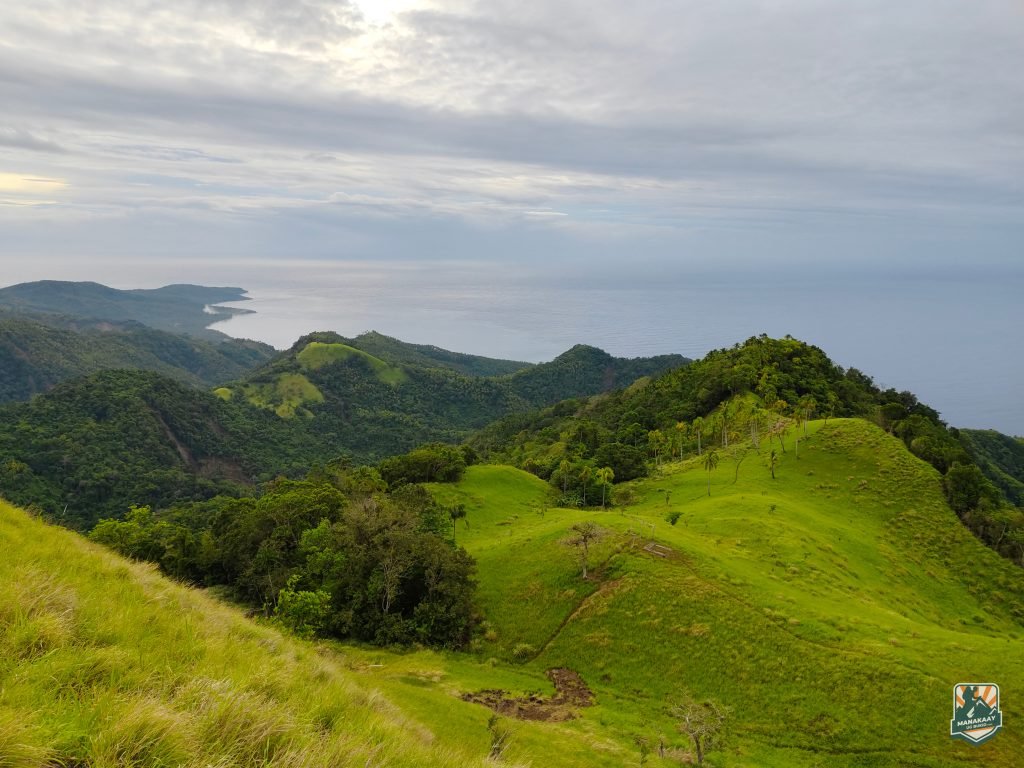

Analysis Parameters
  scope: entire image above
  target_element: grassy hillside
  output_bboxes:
[0,281,252,340]
[419,419,1024,766]
[343,330,531,377]
[0,499,504,768]
[217,332,688,462]
[0,312,274,403]
[4,419,1023,766]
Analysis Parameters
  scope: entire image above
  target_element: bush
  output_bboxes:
[274,575,331,640]
[511,643,535,660]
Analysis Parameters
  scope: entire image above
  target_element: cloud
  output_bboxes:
[0,0,1022,269]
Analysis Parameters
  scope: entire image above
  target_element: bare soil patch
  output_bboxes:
[461,668,595,722]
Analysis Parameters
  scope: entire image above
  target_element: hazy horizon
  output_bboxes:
[2,258,1020,436]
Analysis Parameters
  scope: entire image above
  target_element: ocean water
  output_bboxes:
[2,257,1020,434]
[201,260,1023,436]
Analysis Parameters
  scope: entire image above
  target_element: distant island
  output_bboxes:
[0,280,253,341]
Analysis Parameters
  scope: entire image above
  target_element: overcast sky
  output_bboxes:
[1,0,1023,275]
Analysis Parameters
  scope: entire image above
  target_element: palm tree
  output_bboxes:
[579,465,593,506]
[798,395,816,436]
[449,504,467,543]
[558,459,571,494]
[674,421,688,459]
[703,450,719,496]
[692,417,705,456]
[749,404,762,450]
[596,466,614,509]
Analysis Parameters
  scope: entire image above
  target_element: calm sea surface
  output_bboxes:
[201,260,1023,436]
[2,257,1019,434]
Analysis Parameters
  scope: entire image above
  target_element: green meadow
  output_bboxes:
[2,418,1021,766]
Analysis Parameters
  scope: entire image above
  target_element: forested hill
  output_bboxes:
[338,330,532,376]
[0,333,687,527]
[470,335,1024,567]
[222,332,689,455]
[0,280,253,340]
[0,312,275,402]
[962,429,1024,505]
[0,370,313,528]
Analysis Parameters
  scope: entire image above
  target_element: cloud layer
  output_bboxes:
[1,0,1022,270]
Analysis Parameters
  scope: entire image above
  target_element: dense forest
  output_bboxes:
[0,312,275,402]
[90,444,477,647]
[0,332,685,528]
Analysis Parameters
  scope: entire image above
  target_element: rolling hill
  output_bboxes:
[419,418,1024,765]
[3,416,1021,766]
[0,333,687,527]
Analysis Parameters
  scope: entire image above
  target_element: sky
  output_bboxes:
[1,0,1023,275]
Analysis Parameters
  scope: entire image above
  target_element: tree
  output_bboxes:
[692,417,705,456]
[274,574,331,639]
[597,466,615,509]
[703,450,719,496]
[579,465,594,505]
[647,430,667,466]
[565,521,602,579]
[449,503,467,543]
[558,459,571,494]
[674,421,689,458]
[749,404,762,450]
[670,698,729,766]
[798,395,817,436]
[769,449,779,479]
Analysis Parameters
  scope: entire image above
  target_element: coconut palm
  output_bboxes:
[703,450,719,496]
[692,416,705,456]
[596,466,614,509]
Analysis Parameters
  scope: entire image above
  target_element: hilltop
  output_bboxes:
[414,419,1024,765]
[0,281,252,340]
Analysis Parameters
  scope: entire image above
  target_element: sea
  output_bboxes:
[5,257,1022,435]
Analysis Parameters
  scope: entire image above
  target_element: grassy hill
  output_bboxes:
[340,330,532,377]
[0,312,275,403]
[217,332,688,463]
[3,419,1022,765]
[0,499,505,768]
[418,418,1024,765]
[0,281,252,340]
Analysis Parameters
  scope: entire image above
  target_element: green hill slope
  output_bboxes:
[420,419,1024,766]
[341,330,532,377]
[6,420,1022,765]
[0,499,504,768]
[218,332,688,463]
[0,313,274,403]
